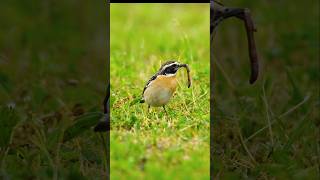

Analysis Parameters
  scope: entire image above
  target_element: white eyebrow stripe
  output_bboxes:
[161,62,179,71]
[164,73,176,77]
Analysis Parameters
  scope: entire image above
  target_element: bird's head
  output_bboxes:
[159,61,182,75]
[159,61,191,88]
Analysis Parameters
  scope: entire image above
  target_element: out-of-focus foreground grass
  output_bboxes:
[110,4,210,179]
[213,0,319,179]
[0,1,107,179]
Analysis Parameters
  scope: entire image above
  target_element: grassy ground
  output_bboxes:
[212,0,319,179]
[110,4,210,179]
[0,1,108,179]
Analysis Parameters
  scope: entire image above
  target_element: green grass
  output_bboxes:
[110,4,210,179]
[212,0,319,179]
[0,1,107,179]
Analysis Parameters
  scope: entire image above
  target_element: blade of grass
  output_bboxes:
[284,110,312,150]
[213,55,236,90]
[262,80,274,146]
[244,93,311,143]
[237,125,257,166]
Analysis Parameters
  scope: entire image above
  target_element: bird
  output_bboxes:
[140,60,191,112]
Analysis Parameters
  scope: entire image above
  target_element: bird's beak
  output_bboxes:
[179,64,192,88]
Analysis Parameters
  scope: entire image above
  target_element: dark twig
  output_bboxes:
[211,0,259,84]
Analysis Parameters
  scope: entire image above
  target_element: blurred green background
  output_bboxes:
[213,0,319,179]
[0,1,108,179]
[110,4,210,179]
[0,0,319,179]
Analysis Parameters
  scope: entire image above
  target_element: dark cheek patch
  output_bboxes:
[167,67,176,74]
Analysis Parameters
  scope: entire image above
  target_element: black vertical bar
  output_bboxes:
[106,1,110,179]
[210,1,214,179]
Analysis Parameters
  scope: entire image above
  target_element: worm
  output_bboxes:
[180,64,192,88]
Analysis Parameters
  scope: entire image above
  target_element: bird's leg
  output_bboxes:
[163,105,168,114]
[148,105,150,113]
